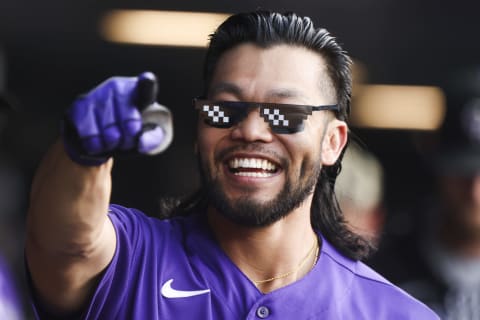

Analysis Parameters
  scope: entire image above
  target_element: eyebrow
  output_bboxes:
[208,82,243,98]
[209,82,308,102]
[265,88,306,102]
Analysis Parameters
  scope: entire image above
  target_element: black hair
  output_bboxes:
[203,11,351,122]
[165,10,373,261]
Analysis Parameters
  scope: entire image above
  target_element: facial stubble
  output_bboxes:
[199,151,322,227]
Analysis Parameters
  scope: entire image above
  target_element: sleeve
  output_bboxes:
[26,204,155,319]
[81,204,151,319]
[86,204,185,319]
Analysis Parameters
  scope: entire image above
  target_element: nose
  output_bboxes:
[230,109,273,142]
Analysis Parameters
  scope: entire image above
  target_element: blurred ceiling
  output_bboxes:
[2,1,480,76]
[2,0,480,111]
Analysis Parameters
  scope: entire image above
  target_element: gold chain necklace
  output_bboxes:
[253,239,319,285]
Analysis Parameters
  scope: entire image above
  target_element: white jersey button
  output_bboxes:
[256,306,270,318]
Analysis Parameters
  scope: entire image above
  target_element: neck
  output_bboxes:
[207,200,319,293]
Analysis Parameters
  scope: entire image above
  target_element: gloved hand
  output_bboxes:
[62,71,173,166]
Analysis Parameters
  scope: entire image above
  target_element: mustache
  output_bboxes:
[214,142,288,169]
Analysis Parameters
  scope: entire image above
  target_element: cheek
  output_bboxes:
[280,134,322,173]
[282,126,324,154]
[197,126,226,165]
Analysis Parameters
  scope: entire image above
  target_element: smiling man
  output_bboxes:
[25,11,438,319]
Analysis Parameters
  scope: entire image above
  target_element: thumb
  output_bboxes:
[138,126,165,154]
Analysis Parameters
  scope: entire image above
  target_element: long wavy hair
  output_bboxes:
[164,10,374,261]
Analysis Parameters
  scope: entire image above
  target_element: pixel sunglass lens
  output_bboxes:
[194,99,339,134]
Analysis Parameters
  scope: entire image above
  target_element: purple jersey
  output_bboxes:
[33,205,439,319]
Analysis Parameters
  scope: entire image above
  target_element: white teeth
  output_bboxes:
[234,171,273,177]
[228,158,277,171]
[261,160,268,170]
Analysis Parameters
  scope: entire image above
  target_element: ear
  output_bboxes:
[321,119,348,165]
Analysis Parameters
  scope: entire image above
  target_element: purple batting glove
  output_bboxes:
[62,72,172,166]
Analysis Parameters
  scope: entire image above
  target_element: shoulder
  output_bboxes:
[107,203,191,228]
[107,204,201,244]
[319,237,440,319]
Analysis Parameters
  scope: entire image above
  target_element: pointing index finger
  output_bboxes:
[133,71,158,111]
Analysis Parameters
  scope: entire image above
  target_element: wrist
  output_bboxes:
[61,119,110,166]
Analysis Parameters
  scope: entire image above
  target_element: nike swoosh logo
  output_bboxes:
[161,279,210,298]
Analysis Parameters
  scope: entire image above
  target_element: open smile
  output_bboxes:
[227,157,280,178]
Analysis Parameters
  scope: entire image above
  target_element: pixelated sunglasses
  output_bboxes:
[193,99,339,134]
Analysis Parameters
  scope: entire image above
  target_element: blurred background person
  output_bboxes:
[335,141,386,248]
[0,47,28,320]
[0,254,23,319]
[371,67,480,319]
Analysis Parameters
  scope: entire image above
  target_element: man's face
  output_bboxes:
[196,43,347,226]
